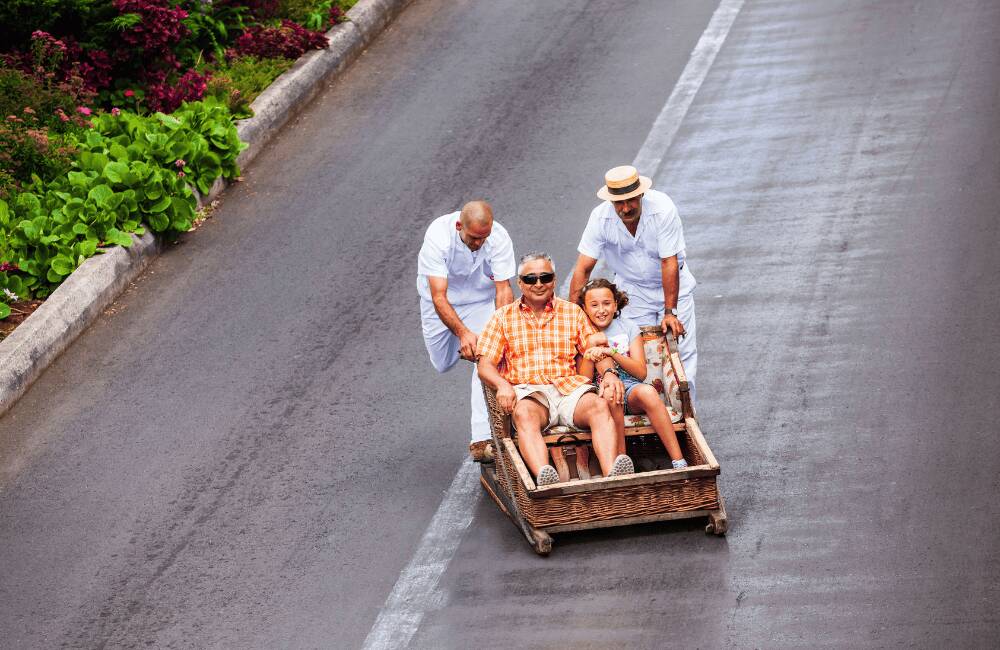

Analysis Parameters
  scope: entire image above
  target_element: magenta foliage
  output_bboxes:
[230,20,328,59]
[145,68,209,113]
[329,6,346,26]
[112,0,190,57]
[4,32,112,95]
[77,49,113,91]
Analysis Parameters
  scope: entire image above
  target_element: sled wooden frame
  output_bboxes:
[480,330,727,555]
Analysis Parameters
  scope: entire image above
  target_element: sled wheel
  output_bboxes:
[531,529,553,556]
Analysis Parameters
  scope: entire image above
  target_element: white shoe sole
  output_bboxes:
[608,454,635,477]
[536,465,560,487]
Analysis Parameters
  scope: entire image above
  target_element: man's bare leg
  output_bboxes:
[572,393,618,475]
[512,397,551,477]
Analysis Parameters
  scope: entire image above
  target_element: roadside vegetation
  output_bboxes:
[0,0,357,321]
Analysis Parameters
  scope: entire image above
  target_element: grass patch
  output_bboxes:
[205,56,296,118]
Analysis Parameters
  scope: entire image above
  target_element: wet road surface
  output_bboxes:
[2,0,999,647]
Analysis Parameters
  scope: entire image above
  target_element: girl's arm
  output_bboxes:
[609,335,648,381]
[586,332,608,347]
[584,346,612,362]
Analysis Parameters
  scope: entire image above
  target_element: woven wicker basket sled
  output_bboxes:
[479,328,727,555]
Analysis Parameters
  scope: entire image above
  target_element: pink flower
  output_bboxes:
[22,107,35,115]
[77,106,92,116]
[177,171,186,178]
[174,159,186,168]
[124,89,135,97]
[111,107,121,116]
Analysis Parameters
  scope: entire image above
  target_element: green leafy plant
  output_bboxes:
[110,12,143,31]
[0,260,28,320]
[280,0,355,28]
[177,0,248,67]
[0,98,246,306]
[301,0,332,30]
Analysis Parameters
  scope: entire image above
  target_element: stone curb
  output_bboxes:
[0,0,415,417]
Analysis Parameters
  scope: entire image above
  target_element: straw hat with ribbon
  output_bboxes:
[596,165,652,202]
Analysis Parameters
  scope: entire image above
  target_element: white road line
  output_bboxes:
[361,461,481,650]
[365,1,744,645]
[632,0,745,175]
[558,0,745,300]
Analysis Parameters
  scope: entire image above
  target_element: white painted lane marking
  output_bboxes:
[632,0,746,176]
[559,0,746,299]
[361,461,481,650]
[366,1,746,645]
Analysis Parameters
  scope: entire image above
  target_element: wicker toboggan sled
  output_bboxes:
[479,328,727,555]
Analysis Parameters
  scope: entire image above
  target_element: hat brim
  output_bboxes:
[597,175,652,202]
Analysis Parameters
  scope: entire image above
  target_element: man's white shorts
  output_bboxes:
[513,383,596,430]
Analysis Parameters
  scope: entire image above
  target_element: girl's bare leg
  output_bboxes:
[610,401,627,457]
[627,384,684,462]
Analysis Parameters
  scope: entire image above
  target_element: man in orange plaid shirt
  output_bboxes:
[477,252,635,487]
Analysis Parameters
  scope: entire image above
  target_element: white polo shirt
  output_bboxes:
[577,189,696,311]
[417,212,516,306]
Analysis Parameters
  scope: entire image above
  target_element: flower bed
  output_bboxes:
[0,0,356,320]
[0,98,246,318]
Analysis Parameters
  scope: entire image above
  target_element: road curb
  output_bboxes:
[0,0,415,417]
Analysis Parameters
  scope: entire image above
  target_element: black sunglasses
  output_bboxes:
[519,272,555,285]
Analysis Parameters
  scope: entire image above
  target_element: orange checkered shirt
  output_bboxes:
[477,297,596,395]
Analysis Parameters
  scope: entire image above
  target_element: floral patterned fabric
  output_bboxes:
[641,332,683,418]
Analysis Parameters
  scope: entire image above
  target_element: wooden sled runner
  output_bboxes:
[480,328,727,555]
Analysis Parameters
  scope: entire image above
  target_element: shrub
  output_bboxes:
[0,65,92,133]
[0,1,117,54]
[177,0,249,66]
[112,0,190,57]
[0,64,93,197]
[2,0,337,115]
[145,68,210,114]
[0,119,78,200]
[3,30,113,97]
[230,19,328,59]
[230,0,282,20]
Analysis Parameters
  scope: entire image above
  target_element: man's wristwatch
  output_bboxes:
[602,367,617,379]
[665,307,678,317]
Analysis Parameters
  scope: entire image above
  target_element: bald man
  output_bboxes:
[417,201,516,461]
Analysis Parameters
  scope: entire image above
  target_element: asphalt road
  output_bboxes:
[2,0,1000,647]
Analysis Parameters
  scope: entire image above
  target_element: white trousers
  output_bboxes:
[620,292,698,404]
[420,298,495,443]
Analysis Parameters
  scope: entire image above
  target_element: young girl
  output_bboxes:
[577,279,688,470]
